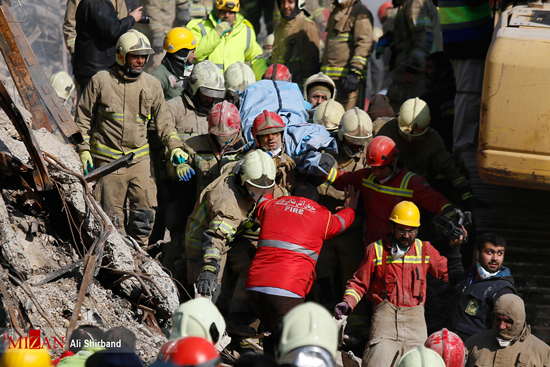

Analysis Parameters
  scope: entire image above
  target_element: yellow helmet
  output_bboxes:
[215,0,240,12]
[389,201,420,227]
[163,27,197,53]
[0,347,51,367]
[116,30,154,67]
[49,71,75,101]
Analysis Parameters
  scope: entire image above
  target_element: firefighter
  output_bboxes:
[75,31,186,246]
[377,98,473,206]
[263,63,292,82]
[142,0,191,71]
[321,0,373,111]
[50,71,75,111]
[325,135,452,246]
[252,110,296,197]
[386,0,443,111]
[272,0,320,87]
[334,201,465,367]
[425,328,468,367]
[184,150,276,298]
[315,107,373,339]
[312,100,345,131]
[246,182,357,354]
[151,27,197,101]
[224,61,256,107]
[187,0,268,80]
[303,72,337,109]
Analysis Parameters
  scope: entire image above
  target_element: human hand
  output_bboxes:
[215,21,232,38]
[450,226,468,247]
[129,6,143,22]
[176,163,195,182]
[79,150,94,175]
[334,301,350,320]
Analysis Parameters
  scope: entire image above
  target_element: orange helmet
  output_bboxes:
[263,63,292,82]
[425,329,467,367]
[366,136,398,167]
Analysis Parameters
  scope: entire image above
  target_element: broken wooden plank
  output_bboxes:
[0,2,82,145]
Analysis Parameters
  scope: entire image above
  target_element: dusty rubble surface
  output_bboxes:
[0,110,182,364]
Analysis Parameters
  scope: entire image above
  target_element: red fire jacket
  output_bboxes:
[343,238,449,309]
[246,195,355,298]
[330,163,451,245]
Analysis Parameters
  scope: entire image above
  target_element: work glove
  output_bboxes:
[170,147,188,165]
[215,21,232,38]
[79,150,94,175]
[334,301,350,320]
[176,163,195,182]
[342,70,361,93]
[197,260,220,296]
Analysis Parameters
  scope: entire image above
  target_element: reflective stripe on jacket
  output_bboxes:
[246,194,355,297]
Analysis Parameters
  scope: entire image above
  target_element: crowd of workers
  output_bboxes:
[12,0,548,366]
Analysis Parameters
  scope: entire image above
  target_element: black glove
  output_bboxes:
[197,260,219,296]
[342,71,361,93]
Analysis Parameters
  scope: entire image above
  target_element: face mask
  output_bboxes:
[495,336,513,347]
[267,145,283,158]
[476,262,499,280]
[391,243,409,260]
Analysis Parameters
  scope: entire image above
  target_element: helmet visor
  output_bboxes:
[199,86,226,99]
[245,183,273,202]
[344,134,372,147]
[280,346,335,367]
[398,123,427,137]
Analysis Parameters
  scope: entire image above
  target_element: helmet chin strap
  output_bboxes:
[378,154,399,184]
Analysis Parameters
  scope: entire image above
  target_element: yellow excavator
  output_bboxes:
[477,1,550,190]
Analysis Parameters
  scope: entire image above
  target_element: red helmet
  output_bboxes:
[378,1,393,21]
[208,101,241,137]
[166,337,221,367]
[366,136,398,167]
[252,110,285,140]
[425,328,467,367]
[157,340,178,362]
[263,63,292,82]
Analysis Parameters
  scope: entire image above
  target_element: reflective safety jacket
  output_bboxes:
[246,194,355,297]
[343,238,450,309]
[272,12,320,86]
[377,119,472,201]
[329,163,450,245]
[184,165,256,262]
[166,93,209,140]
[321,0,373,80]
[75,67,183,163]
[183,134,249,195]
[187,12,268,80]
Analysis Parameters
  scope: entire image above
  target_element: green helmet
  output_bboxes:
[187,60,226,98]
[225,61,256,92]
[169,298,226,347]
[398,346,446,367]
[277,302,338,366]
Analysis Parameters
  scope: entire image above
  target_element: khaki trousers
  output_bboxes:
[363,301,427,367]
[93,157,157,246]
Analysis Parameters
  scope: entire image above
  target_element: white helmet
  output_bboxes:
[240,150,276,189]
[187,60,226,98]
[277,302,337,367]
[338,107,373,145]
[313,100,345,131]
[398,97,431,136]
[303,72,336,101]
[50,71,75,101]
[224,61,256,92]
[169,298,226,348]
[115,30,154,66]
[398,346,446,367]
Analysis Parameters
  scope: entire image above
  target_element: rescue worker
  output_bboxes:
[314,107,373,340]
[272,0,320,87]
[182,101,250,196]
[276,302,338,366]
[312,100,345,131]
[252,110,296,197]
[377,98,473,205]
[167,59,225,140]
[184,150,276,298]
[246,182,357,354]
[334,201,464,367]
[187,0,268,80]
[72,0,140,92]
[224,61,256,106]
[142,0,191,71]
[425,328,468,367]
[263,63,292,82]
[325,135,452,246]
[398,346,447,367]
[465,294,550,367]
[75,31,186,246]
[448,233,516,342]
[169,298,226,347]
[303,72,336,109]
[321,0,373,110]
[151,27,197,101]
[386,0,443,111]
